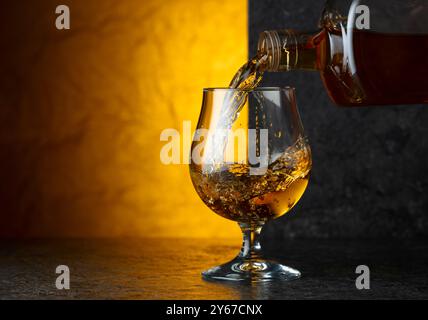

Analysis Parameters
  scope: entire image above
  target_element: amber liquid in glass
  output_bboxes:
[190,138,311,223]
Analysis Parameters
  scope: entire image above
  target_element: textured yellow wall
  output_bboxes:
[0,0,246,238]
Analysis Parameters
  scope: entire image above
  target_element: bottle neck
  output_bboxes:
[257,29,324,72]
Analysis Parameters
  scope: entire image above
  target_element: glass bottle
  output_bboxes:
[257,0,428,106]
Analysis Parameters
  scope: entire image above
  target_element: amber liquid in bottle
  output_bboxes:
[322,29,428,106]
[258,28,428,107]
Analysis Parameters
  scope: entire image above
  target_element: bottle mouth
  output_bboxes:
[257,31,281,71]
[257,29,298,71]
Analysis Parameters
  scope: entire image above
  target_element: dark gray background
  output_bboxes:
[250,0,428,239]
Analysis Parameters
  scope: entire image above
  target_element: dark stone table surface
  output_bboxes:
[0,238,427,300]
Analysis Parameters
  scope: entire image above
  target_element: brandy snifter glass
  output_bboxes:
[189,87,312,282]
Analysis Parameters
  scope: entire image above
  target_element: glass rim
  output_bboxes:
[203,86,295,92]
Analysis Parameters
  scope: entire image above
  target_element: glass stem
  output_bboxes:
[238,222,264,261]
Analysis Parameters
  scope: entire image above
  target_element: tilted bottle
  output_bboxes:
[257,0,428,106]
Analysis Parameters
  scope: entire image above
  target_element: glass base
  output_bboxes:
[202,257,301,283]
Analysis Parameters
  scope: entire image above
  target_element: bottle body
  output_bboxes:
[322,28,428,106]
[257,0,428,107]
